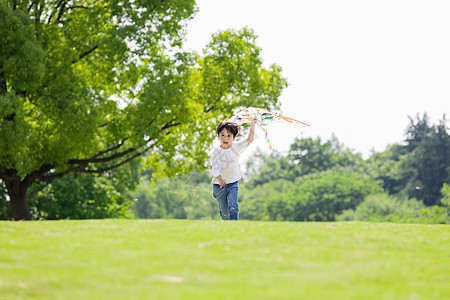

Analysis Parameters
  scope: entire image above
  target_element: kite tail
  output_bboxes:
[261,125,274,152]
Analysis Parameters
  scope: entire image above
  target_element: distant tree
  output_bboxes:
[245,151,290,188]
[0,1,287,220]
[396,115,450,205]
[404,113,435,152]
[365,144,402,194]
[239,178,294,220]
[246,136,363,187]
[287,135,363,178]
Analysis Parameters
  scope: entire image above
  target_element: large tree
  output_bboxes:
[0,1,287,220]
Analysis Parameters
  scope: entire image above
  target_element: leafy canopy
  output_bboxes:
[0,0,287,182]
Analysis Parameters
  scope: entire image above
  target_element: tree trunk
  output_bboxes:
[4,179,32,221]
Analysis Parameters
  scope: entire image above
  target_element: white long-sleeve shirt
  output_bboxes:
[210,139,250,184]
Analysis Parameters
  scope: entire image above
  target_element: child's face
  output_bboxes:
[218,128,236,149]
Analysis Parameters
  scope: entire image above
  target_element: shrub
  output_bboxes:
[264,171,383,221]
[337,191,449,224]
[337,193,424,223]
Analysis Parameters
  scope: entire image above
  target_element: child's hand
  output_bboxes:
[251,116,258,125]
[219,179,227,188]
[216,175,226,188]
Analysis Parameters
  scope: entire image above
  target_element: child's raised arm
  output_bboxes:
[247,116,258,144]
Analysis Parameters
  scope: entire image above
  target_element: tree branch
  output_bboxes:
[68,5,89,10]
[35,164,85,182]
[0,165,9,182]
[73,45,98,64]
[37,135,154,181]
[68,136,131,165]
[47,0,64,24]
[69,146,135,165]
[23,163,54,188]
[35,1,44,27]
[0,71,7,95]
[5,110,181,184]
[80,149,147,174]
[38,142,152,181]
[3,113,16,121]
[204,104,216,113]
[28,2,34,13]
[69,109,164,166]
[56,0,67,23]
[161,117,181,131]
[0,165,19,182]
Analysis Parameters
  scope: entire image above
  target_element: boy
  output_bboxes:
[210,117,257,220]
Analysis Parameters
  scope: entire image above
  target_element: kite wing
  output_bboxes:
[228,107,310,127]
[226,107,310,152]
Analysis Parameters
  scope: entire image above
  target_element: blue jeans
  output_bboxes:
[212,181,239,220]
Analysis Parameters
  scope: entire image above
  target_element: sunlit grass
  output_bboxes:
[0,220,448,299]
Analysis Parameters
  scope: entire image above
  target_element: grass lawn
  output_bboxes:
[0,219,448,299]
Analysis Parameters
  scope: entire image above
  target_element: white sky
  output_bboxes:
[184,0,450,159]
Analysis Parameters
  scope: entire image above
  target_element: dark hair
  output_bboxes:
[216,121,240,137]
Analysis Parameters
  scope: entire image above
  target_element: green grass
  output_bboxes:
[0,220,448,299]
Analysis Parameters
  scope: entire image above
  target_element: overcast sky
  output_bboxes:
[184,0,450,158]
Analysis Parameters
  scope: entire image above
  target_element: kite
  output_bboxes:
[227,107,310,151]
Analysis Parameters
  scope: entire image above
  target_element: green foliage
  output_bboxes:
[0,1,45,93]
[419,183,450,224]
[420,205,449,224]
[131,172,218,220]
[238,182,273,220]
[1,0,198,176]
[24,161,140,220]
[441,183,450,207]
[26,175,130,219]
[364,145,402,194]
[244,150,289,187]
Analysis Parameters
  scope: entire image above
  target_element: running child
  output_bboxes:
[210,117,257,220]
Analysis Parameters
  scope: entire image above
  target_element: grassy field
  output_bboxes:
[0,220,448,300]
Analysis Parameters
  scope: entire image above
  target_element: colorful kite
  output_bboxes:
[227,107,310,151]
